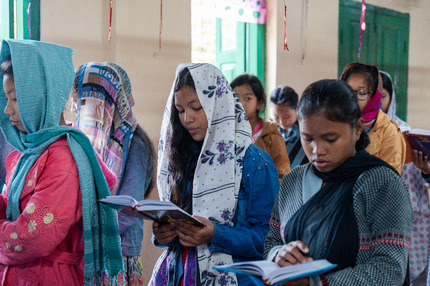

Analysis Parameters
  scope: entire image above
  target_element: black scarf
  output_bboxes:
[284,150,397,270]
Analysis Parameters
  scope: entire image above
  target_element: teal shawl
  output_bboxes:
[0,39,123,284]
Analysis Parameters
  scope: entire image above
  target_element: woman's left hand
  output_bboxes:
[174,215,215,247]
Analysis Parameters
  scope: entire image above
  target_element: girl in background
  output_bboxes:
[72,62,155,286]
[0,39,122,285]
[231,74,290,180]
[264,79,412,286]
[340,62,406,174]
[269,86,309,169]
[151,63,279,285]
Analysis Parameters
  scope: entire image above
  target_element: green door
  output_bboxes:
[339,0,409,120]
[0,0,40,41]
[216,18,266,88]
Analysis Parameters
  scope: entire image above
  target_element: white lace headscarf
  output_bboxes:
[381,70,410,131]
[157,63,252,284]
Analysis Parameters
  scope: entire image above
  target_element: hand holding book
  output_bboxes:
[98,195,204,227]
[412,149,430,175]
[275,241,313,267]
[213,259,336,285]
[403,128,430,163]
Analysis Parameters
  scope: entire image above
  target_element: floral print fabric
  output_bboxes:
[156,63,253,285]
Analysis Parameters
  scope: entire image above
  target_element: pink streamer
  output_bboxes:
[284,4,289,51]
[357,0,366,58]
[27,0,32,39]
[159,0,162,50]
[108,0,113,42]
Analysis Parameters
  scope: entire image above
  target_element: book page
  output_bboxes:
[213,259,336,285]
[410,129,430,136]
[99,195,138,207]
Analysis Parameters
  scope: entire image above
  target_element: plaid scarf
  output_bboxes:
[76,62,137,194]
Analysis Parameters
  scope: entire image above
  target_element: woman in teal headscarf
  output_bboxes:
[0,39,123,285]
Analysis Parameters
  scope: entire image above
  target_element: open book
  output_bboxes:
[213,259,336,286]
[403,128,430,163]
[99,195,204,227]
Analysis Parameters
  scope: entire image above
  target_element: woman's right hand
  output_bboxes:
[275,240,313,267]
[152,221,177,245]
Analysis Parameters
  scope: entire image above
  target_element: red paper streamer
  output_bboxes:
[357,0,366,58]
[108,0,113,42]
[159,0,163,50]
[27,0,32,39]
[284,4,289,51]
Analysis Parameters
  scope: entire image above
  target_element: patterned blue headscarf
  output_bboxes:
[0,39,122,284]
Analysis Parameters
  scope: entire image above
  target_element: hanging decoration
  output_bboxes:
[27,0,32,39]
[108,0,113,42]
[300,0,309,63]
[215,0,266,24]
[357,0,366,58]
[159,0,163,50]
[284,4,289,51]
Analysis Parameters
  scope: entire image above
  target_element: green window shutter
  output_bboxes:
[16,0,40,40]
[216,19,266,88]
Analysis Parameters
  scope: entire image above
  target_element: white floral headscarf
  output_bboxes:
[157,63,252,284]
[381,70,410,131]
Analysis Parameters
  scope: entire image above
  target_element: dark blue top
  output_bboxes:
[279,122,309,169]
[118,130,154,256]
[208,144,280,284]
[154,144,280,285]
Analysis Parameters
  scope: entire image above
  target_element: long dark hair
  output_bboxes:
[298,79,370,151]
[134,124,156,199]
[339,62,379,97]
[167,67,201,212]
[0,56,13,76]
[230,73,266,115]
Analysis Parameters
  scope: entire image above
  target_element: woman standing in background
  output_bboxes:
[269,85,309,169]
[231,74,291,180]
[72,62,155,286]
[340,62,406,174]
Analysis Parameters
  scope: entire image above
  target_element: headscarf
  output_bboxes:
[157,63,253,284]
[76,62,137,194]
[361,90,382,132]
[0,39,122,284]
[380,70,409,131]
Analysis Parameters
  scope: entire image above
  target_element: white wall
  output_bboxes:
[41,0,191,141]
[267,0,429,129]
